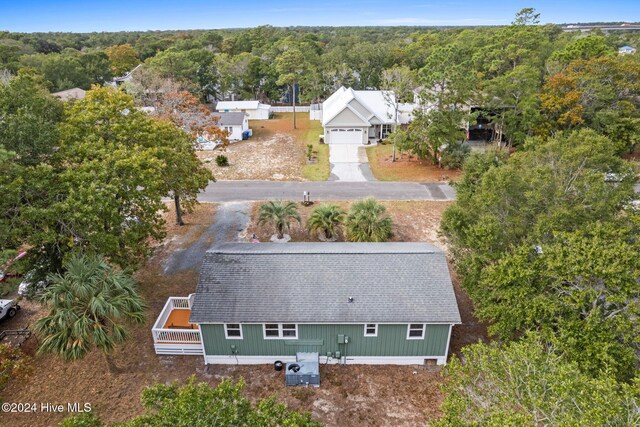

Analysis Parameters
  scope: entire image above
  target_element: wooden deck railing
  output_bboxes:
[151,294,203,355]
[153,328,201,343]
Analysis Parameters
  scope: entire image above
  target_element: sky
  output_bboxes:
[0,0,638,32]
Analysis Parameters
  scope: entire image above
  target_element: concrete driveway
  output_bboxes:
[329,144,375,182]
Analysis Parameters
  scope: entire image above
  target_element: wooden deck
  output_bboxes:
[163,308,194,329]
[152,295,203,355]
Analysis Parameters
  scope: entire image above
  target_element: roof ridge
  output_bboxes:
[206,242,443,255]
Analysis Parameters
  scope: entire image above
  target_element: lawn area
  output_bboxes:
[297,113,328,181]
[366,143,462,182]
[198,112,327,181]
[303,142,329,181]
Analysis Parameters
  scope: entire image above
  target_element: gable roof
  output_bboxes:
[322,86,397,126]
[113,64,142,82]
[190,243,461,325]
[213,112,247,126]
[216,100,271,111]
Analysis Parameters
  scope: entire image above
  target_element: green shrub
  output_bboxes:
[215,155,229,166]
[440,141,470,170]
[345,198,393,242]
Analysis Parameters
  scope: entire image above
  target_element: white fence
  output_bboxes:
[152,295,203,355]
[310,103,322,121]
[271,106,310,113]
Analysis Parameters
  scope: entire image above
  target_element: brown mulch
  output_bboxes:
[367,145,462,182]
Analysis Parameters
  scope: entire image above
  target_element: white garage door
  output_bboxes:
[330,128,362,144]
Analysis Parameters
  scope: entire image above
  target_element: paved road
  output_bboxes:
[199,181,456,202]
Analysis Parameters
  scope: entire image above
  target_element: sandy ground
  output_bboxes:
[246,200,451,250]
[0,201,485,427]
[163,202,249,275]
[198,113,322,181]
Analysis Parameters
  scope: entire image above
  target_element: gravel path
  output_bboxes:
[162,202,250,274]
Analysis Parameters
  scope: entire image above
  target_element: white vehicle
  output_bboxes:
[0,299,20,321]
[18,272,49,296]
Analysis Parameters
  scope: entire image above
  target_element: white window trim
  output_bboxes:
[224,323,243,339]
[263,323,298,340]
[406,323,426,340]
[364,323,378,337]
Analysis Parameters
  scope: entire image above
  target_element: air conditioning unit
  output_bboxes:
[285,352,320,387]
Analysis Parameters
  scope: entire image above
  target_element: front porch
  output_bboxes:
[151,294,203,355]
[368,124,393,142]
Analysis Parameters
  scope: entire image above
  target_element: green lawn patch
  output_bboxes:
[303,143,330,181]
[366,144,400,181]
[301,119,328,181]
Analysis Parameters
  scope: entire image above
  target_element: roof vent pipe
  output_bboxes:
[347,297,354,303]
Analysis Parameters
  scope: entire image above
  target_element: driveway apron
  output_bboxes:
[329,143,374,182]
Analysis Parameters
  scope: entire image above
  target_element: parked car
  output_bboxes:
[0,299,20,321]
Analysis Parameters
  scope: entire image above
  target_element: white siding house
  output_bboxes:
[322,87,399,145]
[213,112,250,141]
[619,46,637,55]
[216,101,271,120]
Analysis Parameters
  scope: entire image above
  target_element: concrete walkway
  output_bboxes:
[328,144,375,182]
[199,181,455,202]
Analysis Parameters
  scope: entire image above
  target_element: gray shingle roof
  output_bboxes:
[190,243,461,324]
[214,112,246,126]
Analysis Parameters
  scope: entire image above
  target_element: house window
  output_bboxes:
[264,324,280,337]
[224,126,233,132]
[224,323,243,339]
[263,323,298,339]
[364,324,378,337]
[407,324,425,340]
[381,124,393,137]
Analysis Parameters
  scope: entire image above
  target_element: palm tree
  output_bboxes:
[345,198,393,242]
[34,253,146,373]
[307,204,346,241]
[257,201,301,240]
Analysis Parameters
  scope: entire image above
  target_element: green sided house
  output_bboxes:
[151,242,461,365]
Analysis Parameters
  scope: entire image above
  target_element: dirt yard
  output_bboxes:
[247,200,451,249]
[366,144,462,182]
[198,113,325,181]
[0,201,485,427]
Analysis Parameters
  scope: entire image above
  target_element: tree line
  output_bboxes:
[2,9,639,164]
[2,8,640,425]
